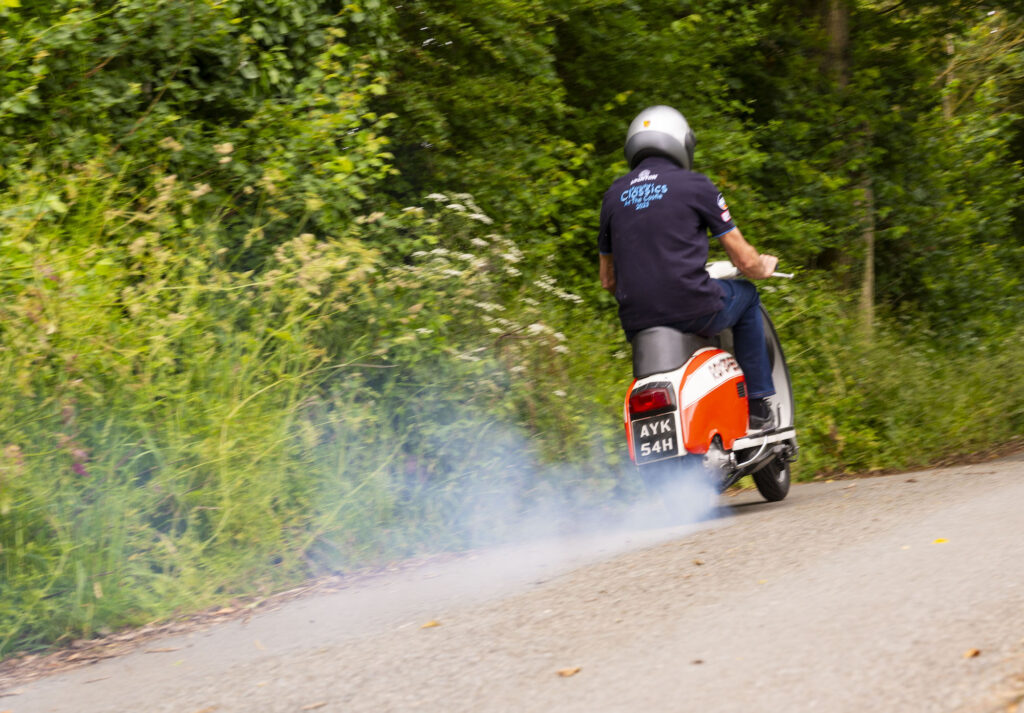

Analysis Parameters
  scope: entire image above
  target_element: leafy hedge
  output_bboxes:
[1,0,1023,656]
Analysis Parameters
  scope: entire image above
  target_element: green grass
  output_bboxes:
[1,171,1022,659]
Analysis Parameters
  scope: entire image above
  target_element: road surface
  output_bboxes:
[5,454,1024,713]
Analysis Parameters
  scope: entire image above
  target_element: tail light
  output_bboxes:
[629,383,675,415]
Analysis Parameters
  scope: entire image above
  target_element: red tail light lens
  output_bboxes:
[629,385,674,415]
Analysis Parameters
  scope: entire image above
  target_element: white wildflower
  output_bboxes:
[446,203,467,212]
[158,136,183,152]
[470,238,489,248]
[534,275,556,292]
[426,193,448,202]
[527,323,547,335]
[553,332,566,342]
[415,328,433,335]
[614,350,628,359]
[553,345,570,355]
[468,213,493,224]
[553,389,567,397]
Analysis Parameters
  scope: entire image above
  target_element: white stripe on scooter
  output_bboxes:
[680,353,737,409]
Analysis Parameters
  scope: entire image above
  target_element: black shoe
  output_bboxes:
[748,398,777,433]
[748,410,777,433]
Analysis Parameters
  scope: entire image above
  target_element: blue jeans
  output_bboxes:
[660,279,775,399]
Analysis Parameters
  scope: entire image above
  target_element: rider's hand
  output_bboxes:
[757,254,779,279]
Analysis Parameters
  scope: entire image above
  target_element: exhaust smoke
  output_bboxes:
[316,420,728,601]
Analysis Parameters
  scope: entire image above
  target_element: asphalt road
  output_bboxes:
[6,454,1024,713]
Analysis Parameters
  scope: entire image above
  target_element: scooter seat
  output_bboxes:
[631,326,714,379]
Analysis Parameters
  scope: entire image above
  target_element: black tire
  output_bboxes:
[639,456,718,523]
[752,456,791,502]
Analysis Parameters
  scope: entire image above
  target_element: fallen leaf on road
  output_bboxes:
[933,538,949,544]
[557,667,582,678]
[143,647,182,654]
[301,703,327,711]
[190,707,218,713]
[693,559,704,566]
[253,638,267,650]
[963,648,981,658]
[421,620,441,629]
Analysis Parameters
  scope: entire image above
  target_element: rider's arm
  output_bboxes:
[718,228,778,280]
[599,253,616,293]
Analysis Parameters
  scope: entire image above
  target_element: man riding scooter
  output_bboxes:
[598,105,779,433]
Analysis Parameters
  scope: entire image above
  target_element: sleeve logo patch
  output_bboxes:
[717,193,728,211]
[721,209,731,222]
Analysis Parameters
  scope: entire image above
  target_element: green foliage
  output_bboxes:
[763,280,1024,476]
[1,0,1023,659]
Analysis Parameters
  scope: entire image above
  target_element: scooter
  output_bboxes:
[623,261,798,515]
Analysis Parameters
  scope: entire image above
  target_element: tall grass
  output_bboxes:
[1,167,1021,658]
[0,171,607,655]
[764,278,1024,475]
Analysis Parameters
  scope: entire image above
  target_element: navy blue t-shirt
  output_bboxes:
[597,156,736,333]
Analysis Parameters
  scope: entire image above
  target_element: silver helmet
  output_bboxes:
[624,105,696,170]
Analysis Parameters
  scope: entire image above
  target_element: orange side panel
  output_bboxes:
[681,374,748,453]
[678,349,748,453]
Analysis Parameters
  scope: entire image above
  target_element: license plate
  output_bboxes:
[632,413,679,464]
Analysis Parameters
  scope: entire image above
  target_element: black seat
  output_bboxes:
[630,326,735,379]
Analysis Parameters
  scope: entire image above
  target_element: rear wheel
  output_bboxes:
[751,455,791,502]
[639,455,719,523]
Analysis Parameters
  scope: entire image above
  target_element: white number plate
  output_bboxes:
[632,414,679,464]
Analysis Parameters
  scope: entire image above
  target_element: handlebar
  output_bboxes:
[706,261,793,280]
